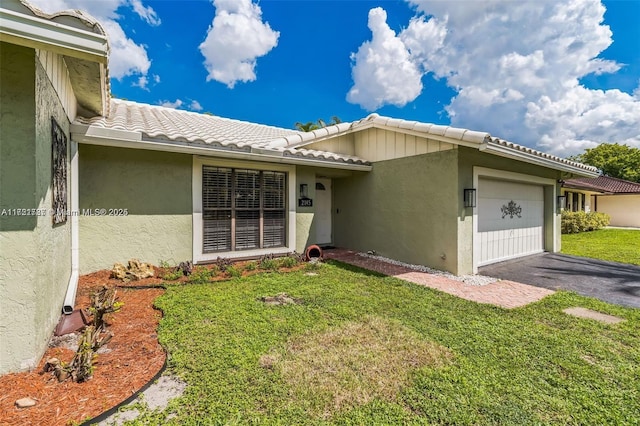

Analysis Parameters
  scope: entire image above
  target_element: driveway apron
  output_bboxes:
[479,253,640,309]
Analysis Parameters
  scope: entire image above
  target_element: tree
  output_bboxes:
[569,143,640,183]
[294,116,342,132]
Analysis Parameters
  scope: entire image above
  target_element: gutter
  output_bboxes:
[0,7,108,63]
[481,143,600,178]
[70,125,373,172]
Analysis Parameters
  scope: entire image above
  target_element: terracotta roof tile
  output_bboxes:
[563,176,640,193]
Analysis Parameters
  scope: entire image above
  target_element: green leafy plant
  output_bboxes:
[279,256,300,268]
[561,210,610,234]
[188,266,215,284]
[226,265,242,278]
[259,254,279,271]
[244,261,257,271]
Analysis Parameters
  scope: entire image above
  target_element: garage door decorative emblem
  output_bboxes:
[501,200,522,219]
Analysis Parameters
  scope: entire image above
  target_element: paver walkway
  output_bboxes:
[324,249,555,309]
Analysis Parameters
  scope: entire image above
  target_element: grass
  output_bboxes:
[562,228,640,265]
[140,262,640,425]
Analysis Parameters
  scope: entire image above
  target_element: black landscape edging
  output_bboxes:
[82,357,168,425]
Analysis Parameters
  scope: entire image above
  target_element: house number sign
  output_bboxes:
[298,198,313,207]
[501,200,522,219]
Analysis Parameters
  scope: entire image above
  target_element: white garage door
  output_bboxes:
[478,179,544,266]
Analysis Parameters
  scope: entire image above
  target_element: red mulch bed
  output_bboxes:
[0,260,307,425]
[0,272,166,426]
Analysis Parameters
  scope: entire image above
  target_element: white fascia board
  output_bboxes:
[482,143,599,177]
[0,8,108,63]
[72,130,372,172]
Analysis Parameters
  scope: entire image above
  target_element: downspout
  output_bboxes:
[62,140,79,314]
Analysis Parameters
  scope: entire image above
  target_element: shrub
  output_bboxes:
[561,210,610,234]
[244,261,257,271]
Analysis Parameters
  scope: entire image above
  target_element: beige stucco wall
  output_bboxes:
[333,150,460,273]
[0,43,72,374]
[596,194,640,228]
[78,145,192,272]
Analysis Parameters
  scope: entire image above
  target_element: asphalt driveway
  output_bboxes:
[479,253,640,309]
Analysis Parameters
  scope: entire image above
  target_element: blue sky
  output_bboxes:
[31,0,640,157]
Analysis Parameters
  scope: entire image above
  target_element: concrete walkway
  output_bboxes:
[324,249,554,309]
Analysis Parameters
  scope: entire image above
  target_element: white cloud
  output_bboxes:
[102,20,151,79]
[189,100,203,111]
[129,0,161,26]
[199,0,279,88]
[133,75,149,90]
[347,8,424,111]
[159,99,183,109]
[525,85,640,156]
[27,0,158,80]
[349,0,640,156]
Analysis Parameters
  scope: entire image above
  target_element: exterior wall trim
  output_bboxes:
[192,156,297,263]
[472,167,558,273]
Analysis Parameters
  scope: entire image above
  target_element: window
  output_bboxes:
[202,166,286,253]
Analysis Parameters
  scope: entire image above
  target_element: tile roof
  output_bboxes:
[74,99,371,166]
[74,100,598,174]
[563,176,640,194]
[357,114,598,174]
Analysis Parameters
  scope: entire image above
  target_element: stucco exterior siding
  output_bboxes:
[295,166,317,252]
[333,150,460,274]
[596,194,640,228]
[1,44,72,374]
[78,145,192,273]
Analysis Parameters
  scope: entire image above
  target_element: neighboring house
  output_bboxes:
[0,0,599,375]
[562,176,640,228]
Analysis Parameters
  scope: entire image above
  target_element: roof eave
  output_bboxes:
[0,7,108,63]
[481,143,599,177]
[363,122,487,149]
[70,124,372,172]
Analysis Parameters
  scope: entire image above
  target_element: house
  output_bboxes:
[562,176,640,228]
[0,0,599,375]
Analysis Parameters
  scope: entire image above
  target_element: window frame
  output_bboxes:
[193,156,296,263]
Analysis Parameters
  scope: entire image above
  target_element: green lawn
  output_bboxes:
[562,228,640,265]
[132,262,639,425]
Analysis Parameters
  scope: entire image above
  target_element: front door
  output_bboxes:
[315,178,332,245]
